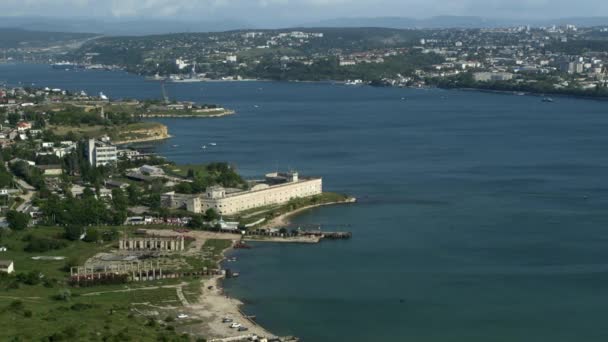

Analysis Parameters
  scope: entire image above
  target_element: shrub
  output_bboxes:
[24,237,67,253]
[17,271,42,286]
[53,289,72,302]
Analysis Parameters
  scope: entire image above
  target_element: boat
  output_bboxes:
[234,242,251,249]
[345,79,364,86]
[51,62,81,70]
[542,97,554,103]
[145,73,166,81]
[201,145,207,149]
[209,143,217,146]
[172,144,179,148]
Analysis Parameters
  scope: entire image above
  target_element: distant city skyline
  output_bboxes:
[1,0,608,25]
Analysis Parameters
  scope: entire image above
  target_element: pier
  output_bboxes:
[245,228,352,242]
[299,230,352,239]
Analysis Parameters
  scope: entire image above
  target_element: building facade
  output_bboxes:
[119,235,185,252]
[162,171,323,216]
[86,139,118,167]
[0,260,14,274]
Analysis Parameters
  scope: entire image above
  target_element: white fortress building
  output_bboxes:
[161,171,322,216]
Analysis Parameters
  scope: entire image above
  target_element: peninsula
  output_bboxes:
[0,84,353,341]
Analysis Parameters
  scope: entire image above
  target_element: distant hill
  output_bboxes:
[305,16,608,29]
[1,16,607,37]
[0,17,254,36]
[0,28,96,49]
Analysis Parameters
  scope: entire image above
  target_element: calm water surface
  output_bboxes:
[3,64,608,341]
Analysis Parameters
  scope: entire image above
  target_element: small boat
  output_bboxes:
[201,145,207,149]
[542,97,554,103]
[172,144,179,148]
[253,105,259,108]
[209,143,217,146]
[234,242,251,249]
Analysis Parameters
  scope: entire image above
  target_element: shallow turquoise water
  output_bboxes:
[4,64,608,341]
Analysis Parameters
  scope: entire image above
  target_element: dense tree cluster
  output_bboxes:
[174,162,246,194]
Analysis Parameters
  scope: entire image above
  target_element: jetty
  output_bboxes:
[299,230,352,240]
[244,228,352,243]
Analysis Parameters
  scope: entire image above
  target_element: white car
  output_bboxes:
[177,314,189,319]
[230,322,242,329]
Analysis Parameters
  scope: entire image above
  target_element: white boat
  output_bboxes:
[202,145,207,149]
[209,143,217,146]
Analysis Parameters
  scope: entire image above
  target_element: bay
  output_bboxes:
[3,63,608,341]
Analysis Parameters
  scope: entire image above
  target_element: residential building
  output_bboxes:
[86,139,118,167]
[473,72,514,82]
[0,260,14,274]
[35,165,63,176]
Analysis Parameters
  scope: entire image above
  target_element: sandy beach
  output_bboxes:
[182,276,277,340]
[144,229,278,339]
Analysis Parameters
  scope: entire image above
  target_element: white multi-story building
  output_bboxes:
[86,139,118,167]
[162,171,323,216]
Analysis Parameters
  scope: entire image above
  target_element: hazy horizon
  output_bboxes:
[1,0,608,25]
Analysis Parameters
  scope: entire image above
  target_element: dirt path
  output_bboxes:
[81,283,186,296]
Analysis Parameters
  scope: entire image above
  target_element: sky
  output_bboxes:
[1,0,607,24]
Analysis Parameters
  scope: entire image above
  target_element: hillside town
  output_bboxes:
[31,25,602,96]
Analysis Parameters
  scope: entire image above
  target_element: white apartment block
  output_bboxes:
[86,139,118,167]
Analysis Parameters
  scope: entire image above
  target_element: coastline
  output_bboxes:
[262,197,357,229]
[114,133,172,145]
[166,197,356,340]
[144,228,280,339]
[139,110,235,118]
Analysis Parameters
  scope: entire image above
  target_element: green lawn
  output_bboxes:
[0,226,203,341]
[163,164,210,179]
[0,227,115,279]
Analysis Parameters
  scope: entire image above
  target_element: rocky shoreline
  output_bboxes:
[139,109,235,118]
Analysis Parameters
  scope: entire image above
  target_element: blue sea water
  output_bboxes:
[3,64,608,341]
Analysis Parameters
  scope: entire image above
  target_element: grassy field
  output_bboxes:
[0,283,189,341]
[162,164,210,179]
[0,227,115,279]
[0,226,214,341]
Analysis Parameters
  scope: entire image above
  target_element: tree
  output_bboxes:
[6,211,30,230]
[189,215,204,229]
[64,225,83,241]
[204,208,220,222]
[83,228,100,243]
[111,188,128,212]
